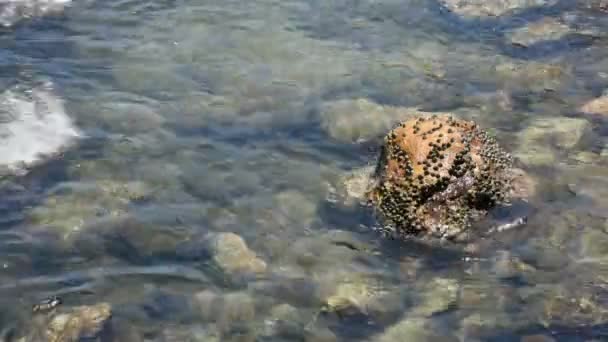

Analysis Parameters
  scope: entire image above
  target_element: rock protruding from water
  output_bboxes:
[368,114,514,240]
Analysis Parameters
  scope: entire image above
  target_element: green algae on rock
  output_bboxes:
[368,114,514,240]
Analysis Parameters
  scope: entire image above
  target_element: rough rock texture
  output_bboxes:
[206,232,267,277]
[23,303,112,342]
[320,272,394,318]
[513,116,592,166]
[368,115,514,240]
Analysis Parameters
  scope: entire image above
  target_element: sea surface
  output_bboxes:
[1,0,608,341]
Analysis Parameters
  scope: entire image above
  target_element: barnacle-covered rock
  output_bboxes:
[368,114,514,240]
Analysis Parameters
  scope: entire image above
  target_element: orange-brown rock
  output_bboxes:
[368,114,513,240]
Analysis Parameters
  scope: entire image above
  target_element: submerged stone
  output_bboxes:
[320,273,394,318]
[518,117,592,150]
[25,180,151,242]
[23,302,112,342]
[514,116,592,166]
[580,92,608,116]
[368,114,515,240]
[205,232,267,277]
[194,290,256,335]
[373,317,458,342]
[507,17,572,47]
[409,277,459,317]
[320,98,417,143]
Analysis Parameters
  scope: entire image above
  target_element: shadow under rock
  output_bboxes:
[317,197,470,273]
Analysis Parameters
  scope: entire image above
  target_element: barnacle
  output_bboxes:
[368,115,513,240]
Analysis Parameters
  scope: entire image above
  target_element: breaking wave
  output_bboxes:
[0,81,81,176]
[0,0,71,27]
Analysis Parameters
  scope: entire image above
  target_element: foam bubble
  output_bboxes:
[0,0,71,27]
[0,81,81,176]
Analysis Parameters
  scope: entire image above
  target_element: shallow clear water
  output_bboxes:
[1,0,608,341]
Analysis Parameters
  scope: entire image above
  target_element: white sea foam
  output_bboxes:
[0,81,81,176]
[0,0,71,27]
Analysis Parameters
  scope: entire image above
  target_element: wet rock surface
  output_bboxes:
[22,303,112,342]
[194,290,256,337]
[368,114,515,240]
